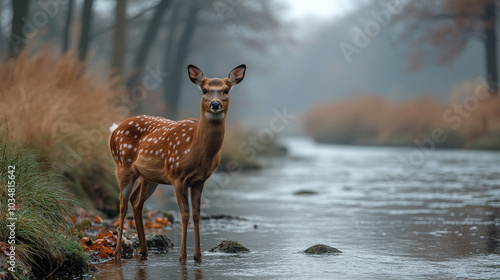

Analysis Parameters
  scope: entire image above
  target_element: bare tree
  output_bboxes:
[126,0,173,87]
[112,0,128,76]
[9,0,30,57]
[163,4,200,118]
[397,0,499,92]
[78,0,94,61]
[160,0,290,118]
[62,0,75,53]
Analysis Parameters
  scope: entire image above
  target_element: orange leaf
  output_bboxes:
[152,223,162,228]
[99,250,110,259]
[97,232,113,240]
[94,239,107,247]
[94,215,103,224]
[155,217,169,226]
[113,220,120,228]
[145,221,152,228]
[102,246,114,255]
[81,237,90,243]
[128,220,136,229]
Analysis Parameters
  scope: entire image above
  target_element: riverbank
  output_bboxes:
[0,137,88,279]
[305,86,500,150]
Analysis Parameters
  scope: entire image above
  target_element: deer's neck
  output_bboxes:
[192,112,226,160]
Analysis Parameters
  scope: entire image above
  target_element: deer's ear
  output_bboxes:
[227,64,246,85]
[188,64,204,85]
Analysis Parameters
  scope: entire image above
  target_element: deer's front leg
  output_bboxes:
[190,185,204,263]
[174,185,190,264]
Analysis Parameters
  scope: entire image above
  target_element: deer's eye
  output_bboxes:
[202,89,208,94]
[224,89,229,94]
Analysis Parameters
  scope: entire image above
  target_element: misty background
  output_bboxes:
[0,0,489,133]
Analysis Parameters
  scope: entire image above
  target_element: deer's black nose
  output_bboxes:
[210,101,222,110]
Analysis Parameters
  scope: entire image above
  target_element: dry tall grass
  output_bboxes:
[0,49,129,216]
[305,80,500,149]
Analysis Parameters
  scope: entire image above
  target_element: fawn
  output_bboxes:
[109,64,246,264]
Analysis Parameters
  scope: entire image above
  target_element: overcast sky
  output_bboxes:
[282,0,359,20]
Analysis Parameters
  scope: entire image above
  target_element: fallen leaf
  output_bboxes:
[152,223,162,228]
[97,232,113,240]
[81,237,91,245]
[94,239,107,247]
[94,216,103,224]
[155,217,169,226]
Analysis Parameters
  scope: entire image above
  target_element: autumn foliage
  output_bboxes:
[0,49,128,216]
[75,210,173,261]
[304,80,500,149]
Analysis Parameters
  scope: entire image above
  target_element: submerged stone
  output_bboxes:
[293,189,318,195]
[304,244,342,254]
[209,240,250,253]
[146,234,174,253]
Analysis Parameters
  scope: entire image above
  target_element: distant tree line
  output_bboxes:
[4,0,289,118]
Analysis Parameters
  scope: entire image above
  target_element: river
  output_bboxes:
[90,137,500,280]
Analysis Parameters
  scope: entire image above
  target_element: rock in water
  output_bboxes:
[293,189,318,195]
[304,244,342,254]
[209,240,250,253]
[146,235,174,253]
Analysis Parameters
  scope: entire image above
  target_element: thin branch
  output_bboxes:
[90,3,159,40]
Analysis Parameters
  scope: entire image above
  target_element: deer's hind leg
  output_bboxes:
[115,167,138,261]
[130,176,158,259]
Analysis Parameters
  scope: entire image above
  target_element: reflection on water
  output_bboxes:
[91,137,500,279]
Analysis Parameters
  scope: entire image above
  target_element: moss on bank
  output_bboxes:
[0,136,90,278]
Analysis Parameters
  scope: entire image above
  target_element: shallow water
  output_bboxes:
[90,137,500,280]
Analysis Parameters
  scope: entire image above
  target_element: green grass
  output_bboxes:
[0,134,89,278]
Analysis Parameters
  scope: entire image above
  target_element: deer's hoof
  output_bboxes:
[115,252,122,264]
[139,251,148,260]
[194,255,202,263]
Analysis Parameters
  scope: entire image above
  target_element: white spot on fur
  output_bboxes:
[109,123,119,133]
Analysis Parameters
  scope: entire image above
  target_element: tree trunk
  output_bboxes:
[126,0,172,87]
[78,0,94,61]
[163,6,200,119]
[0,0,4,51]
[62,0,74,53]
[111,0,127,76]
[9,0,30,57]
[483,1,498,93]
